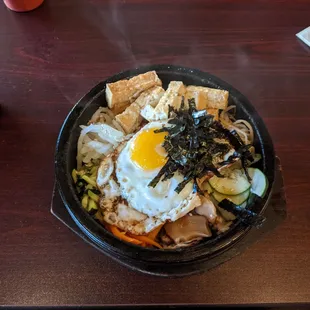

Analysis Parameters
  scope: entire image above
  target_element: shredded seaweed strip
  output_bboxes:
[218,144,254,181]
[149,97,251,193]
[213,122,254,181]
[218,199,266,227]
[246,192,264,214]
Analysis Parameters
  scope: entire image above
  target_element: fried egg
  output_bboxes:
[115,121,199,226]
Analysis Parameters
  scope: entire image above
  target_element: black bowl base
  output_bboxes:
[51,157,286,278]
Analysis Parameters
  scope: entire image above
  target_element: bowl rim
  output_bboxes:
[54,64,276,264]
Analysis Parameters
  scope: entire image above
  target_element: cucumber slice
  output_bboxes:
[213,189,250,205]
[240,201,247,208]
[209,169,251,195]
[248,168,268,198]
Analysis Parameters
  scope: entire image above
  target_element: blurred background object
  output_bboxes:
[296,26,310,47]
[3,0,44,12]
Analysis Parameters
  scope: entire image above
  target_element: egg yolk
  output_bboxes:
[130,128,167,170]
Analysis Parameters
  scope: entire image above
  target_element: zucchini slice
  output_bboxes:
[209,169,251,195]
[88,199,98,212]
[72,169,78,184]
[213,189,250,205]
[88,190,100,203]
[240,201,248,208]
[248,168,268,198]
[81,195,89,210]
[81,175,97,187]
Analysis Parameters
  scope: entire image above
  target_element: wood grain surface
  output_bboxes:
[1,0,310,307]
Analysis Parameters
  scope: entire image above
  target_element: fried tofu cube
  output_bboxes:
[141,81,186,121]
[115,86,165,134]
[105,71,162,114]
[115,103,142,134]
[134,86,165,109]
[186,85,229,110]
[206,108,219,121]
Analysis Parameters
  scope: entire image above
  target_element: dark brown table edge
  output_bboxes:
[1,303,310,309]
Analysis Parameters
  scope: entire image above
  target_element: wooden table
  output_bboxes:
[1,0,310,307]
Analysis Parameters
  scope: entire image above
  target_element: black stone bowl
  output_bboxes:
[55,64,275,277]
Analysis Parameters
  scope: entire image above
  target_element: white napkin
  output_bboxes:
[296,26,310,47]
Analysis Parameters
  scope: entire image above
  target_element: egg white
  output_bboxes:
[115,121,195,221]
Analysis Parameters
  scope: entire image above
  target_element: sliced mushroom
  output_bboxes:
[164,240,201,249]
[97,156,114,192]
[213,215,232,233]
[164,215,212,244]
[194,194,234,233]
[195,194,218,224]
[159,232,174,246]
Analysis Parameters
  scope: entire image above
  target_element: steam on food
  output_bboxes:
[72,70,268,249]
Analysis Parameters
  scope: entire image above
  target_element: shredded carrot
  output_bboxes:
[147,224,164,240]
[128,234,162,249]
[109,225,142,245]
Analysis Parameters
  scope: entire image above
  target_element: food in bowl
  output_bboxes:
[72,70,268,249]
